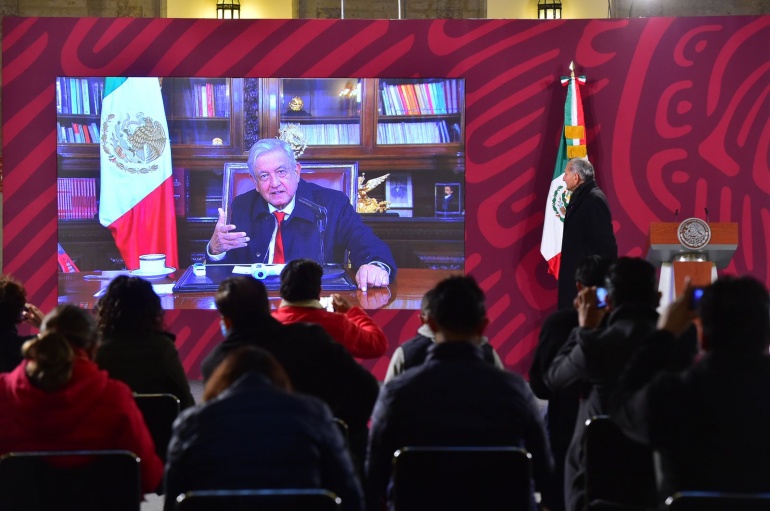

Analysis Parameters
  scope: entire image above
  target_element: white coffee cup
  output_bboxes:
[139,254,166,273]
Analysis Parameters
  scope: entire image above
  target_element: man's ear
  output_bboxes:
[576,282,585,292]
[221,316,233,330]
[427,316,440,333]
[295,162,302,176]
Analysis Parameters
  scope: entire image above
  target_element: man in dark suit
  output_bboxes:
[545,257,672,511]
[200,275,379,469]
[557,158,617,309]
[528,255,611,511]
[613,276,770,503]
[366,276,553,511]
[207,138,396,291]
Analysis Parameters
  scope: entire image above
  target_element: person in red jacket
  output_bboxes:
[272,259,387,358]
[0,304,163,495]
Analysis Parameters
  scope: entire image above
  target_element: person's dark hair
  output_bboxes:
[604,257,658,307]
[203,345,292,402]
[247,138,296,180]
[279,259,322,302]
[0,275,27,329]
[700,276,770,354]
[22,332,74,392]
[427,276,486,334]
[41,304,97,351]
[215,276,270,329]
[94,276,163,336]
[568,157,595,181]
[574,255,612,287]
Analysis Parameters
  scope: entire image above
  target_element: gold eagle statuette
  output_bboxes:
[357,173,391,213]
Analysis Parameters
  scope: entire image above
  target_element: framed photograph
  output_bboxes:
[385,173,413,208]
[435,182,463,216]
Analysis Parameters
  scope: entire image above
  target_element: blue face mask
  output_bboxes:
[220,320,230,338]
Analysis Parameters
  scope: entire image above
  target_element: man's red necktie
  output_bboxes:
[273,211,286,263]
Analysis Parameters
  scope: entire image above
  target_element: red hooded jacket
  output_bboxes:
[0,350,163,493]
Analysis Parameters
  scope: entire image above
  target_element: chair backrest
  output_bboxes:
[175,488,341,511]
[222,161,358,223]
[584,415,658,509]
[0,450,141,511]
[392,446,532,511]
[134,393,181,463]
[666,491,770,511]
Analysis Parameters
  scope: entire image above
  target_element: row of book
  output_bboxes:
[59,171,189,220]
[177,82,231,118]
[56,78,104,116]
[380,80,461,116]
[377,121,460,144]
[58,121,100,144]
[57,178,98,220]
[281,123,361,146]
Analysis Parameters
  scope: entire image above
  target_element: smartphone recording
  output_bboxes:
[595,287,608,309]
[690,286,706,310]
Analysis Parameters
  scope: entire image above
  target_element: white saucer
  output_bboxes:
[129,267,176,279]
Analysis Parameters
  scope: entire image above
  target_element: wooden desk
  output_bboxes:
[58,268,457,310]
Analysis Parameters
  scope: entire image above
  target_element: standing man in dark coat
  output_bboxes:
[558,158,617,310]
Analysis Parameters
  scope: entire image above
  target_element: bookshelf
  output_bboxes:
[56,77,465,271]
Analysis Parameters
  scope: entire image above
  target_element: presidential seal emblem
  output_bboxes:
[101,112,167,174]
[551,185,571,223]
[677,218,711,250]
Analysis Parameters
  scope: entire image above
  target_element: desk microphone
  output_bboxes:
[705,207,710,223]
[298,197,328,264]
[674,209,679,222]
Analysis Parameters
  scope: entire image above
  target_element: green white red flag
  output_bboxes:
[540,62,587,278]
[99,77,178,270]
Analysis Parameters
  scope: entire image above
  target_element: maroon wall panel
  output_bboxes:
[4,16,769,379]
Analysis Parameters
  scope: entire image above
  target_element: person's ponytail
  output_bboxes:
[22,332,74,392]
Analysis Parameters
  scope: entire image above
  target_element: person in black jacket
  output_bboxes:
[366,276,553,511]
[612,276,770,504]
[200,275,379,469]
[545,257,668,511]
[166,346,363,511]
[557,158,617,310]
[0,275,44,373]
[528,255,611,511]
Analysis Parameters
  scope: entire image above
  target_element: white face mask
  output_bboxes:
[220,319,230,338]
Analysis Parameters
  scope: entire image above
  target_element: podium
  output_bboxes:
[646,221,738,308]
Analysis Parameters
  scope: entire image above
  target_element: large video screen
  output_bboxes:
[56,76,466,311]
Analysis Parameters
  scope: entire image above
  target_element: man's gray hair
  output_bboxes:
[569,157,595,181]
[247,139,296,179]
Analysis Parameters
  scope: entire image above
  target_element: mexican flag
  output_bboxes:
[99,77,178,271]
[540,63,587,278]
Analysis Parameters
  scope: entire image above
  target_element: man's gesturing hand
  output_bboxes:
[355,264,389,292]
[209,207,249,255]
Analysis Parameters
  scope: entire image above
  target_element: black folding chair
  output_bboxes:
[666,491,770,510]
[392,446,532,511]
[134,392,181,463]
[584,415,657,511]
[0,449,141,511]
[175,488,341,511]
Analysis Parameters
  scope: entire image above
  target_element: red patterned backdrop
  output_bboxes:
[3,16,769,379]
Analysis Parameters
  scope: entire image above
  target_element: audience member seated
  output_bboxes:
[272,259,387,358]
[0,304,163,494]
[94,276,195,409]
[200,275,379,470]
[528,255,611,511]
[165,346,363,511]
[384,288,503,383]
[544,257,675,511]
[0,275,44,373]
[612,276,770,503]
[366,276,553,511]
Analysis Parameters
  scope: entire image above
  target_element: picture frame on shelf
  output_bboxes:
[385,173,413,208]
[435,182,462,216]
